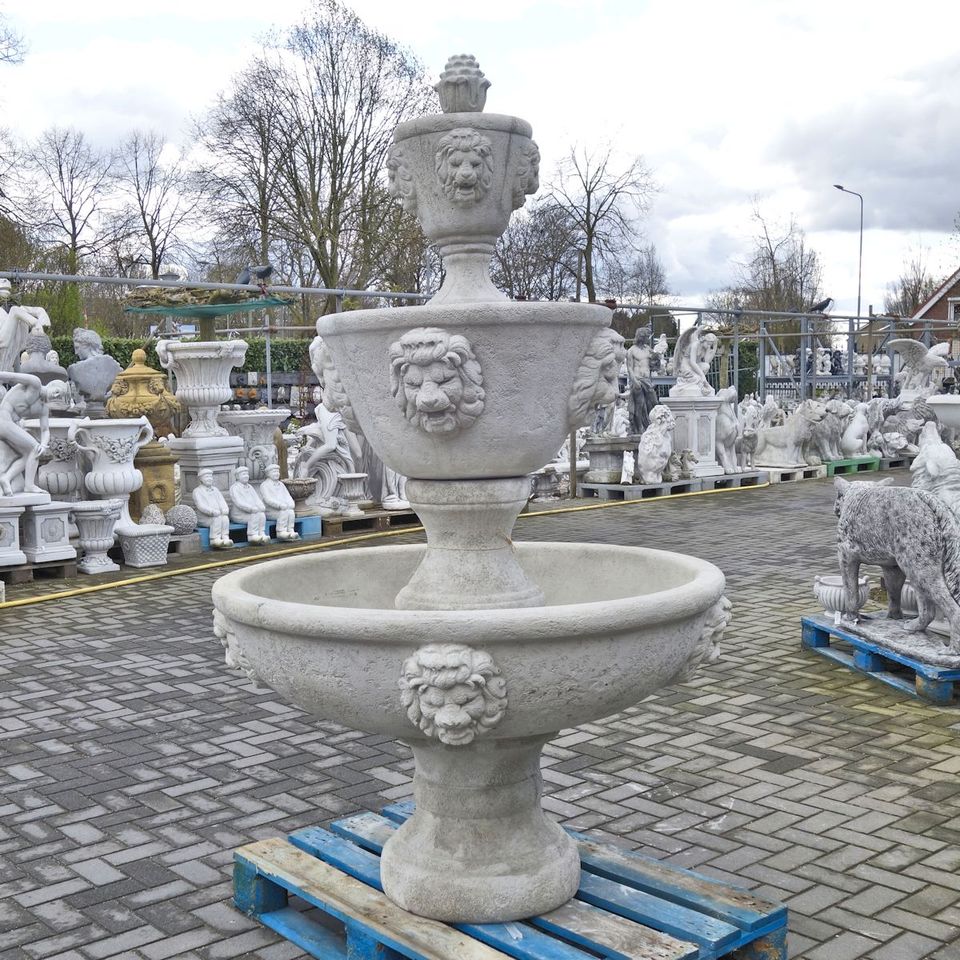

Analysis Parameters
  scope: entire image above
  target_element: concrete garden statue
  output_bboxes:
[890,338,950,401]
[636,404,675,483]
[193,468,233,548]
[835,476,960,648]
[0,371,50,496]
[259,463,299,541]
[626,326,657,434]
[211,53,728,924]
[670,321,717,398]
[714,385,741,474]
[840,402,870,458]
[229,466,270,545]
[0,282,50,373]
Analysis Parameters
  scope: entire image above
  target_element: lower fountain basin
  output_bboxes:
[212,541,725,740]
[213,541,726,922]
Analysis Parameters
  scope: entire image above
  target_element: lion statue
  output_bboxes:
[674,596,732,682]
[435,128,494,203]
[398,643,508,746]
[569,328,622,430]
[389,327,485,435]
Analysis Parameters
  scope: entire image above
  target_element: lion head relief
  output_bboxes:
[435,128,494,204]
[389,327,485,436]
[398,643,507,746]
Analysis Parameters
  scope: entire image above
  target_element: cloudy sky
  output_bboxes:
[1,0,958,316]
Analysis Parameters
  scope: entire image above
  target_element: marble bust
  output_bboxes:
[68,328,123,416]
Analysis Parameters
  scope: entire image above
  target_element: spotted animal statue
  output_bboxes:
[834,476,960,649]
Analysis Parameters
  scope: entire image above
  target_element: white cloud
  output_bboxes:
[0,0,957,314]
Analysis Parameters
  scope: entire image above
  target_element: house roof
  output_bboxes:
[913,265,960,319]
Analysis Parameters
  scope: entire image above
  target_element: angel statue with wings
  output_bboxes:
[889,339,950,401]
[669,319,719,398]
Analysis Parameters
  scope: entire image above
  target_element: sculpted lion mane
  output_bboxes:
[398,643,507,746]
[435,128,494,203]
[389,327,485,435]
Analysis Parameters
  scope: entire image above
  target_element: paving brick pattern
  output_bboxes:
[3,472,960,959]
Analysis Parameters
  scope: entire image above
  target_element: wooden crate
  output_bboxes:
[234,803,787,959]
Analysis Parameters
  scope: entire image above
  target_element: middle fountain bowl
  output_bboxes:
[317,298,609,481]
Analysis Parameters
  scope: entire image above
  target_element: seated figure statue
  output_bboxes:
[67,328,122,416]
[229,466,270,545]
[260,463,299,541]
[193,469,233,549]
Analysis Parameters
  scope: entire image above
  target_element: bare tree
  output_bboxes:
[603,243,669,304]
[0,10,24,64]
[883,249,942,317]
[113,130,195,279]
[14,127,116,273]
[738,208,823,313]
[545,146,656,303]
[195,57,284,268]
[491,204,579,301]
[197,1,432,311]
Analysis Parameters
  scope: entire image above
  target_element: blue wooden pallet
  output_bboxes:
[233,803,787,960]
[197,514,322,550]
[801,613,960,705]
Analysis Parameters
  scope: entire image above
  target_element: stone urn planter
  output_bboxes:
[213,54,729,925]
[156,339,248,438]
[337,472,368,518]
[71,500,123,574]
[219,408,291,480]
[814,573,869,617]
[69,417,153,535]
[281,478,318,517]
[23,418,84,500]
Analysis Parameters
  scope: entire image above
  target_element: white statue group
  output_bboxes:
[193,463,299,549]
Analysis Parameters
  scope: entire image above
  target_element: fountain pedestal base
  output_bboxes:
[380,735,579,922]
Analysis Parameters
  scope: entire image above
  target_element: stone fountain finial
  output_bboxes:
[435,54,490,113]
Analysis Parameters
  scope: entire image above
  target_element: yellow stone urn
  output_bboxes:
[107,349,182,520]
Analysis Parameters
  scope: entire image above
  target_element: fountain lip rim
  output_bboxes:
[316,298,611,336]
[211,541,726,638]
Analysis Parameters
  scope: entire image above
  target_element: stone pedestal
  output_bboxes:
[0,504,27,567]
[21,501,76,563]
[168,436,243,503]
[662,395,724,478]
[131,442,180,522]
[584,437,637,484]
[220,409,292,481]
[72,500,122,574]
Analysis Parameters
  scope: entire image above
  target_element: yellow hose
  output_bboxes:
[0,481,769,610]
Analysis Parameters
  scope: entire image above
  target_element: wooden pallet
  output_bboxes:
[580,479,701,501]
[234,803,787,960]
[0,557,78,585]
[759,465,826,484]
[698,472,768,492]
[825,457,880,476]
[879,455,912,470]
[322,508,420,537]
[801,614,960,705]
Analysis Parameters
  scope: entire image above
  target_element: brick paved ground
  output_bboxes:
[3,471,960,960]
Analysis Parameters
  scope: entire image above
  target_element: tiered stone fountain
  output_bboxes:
[213,55,728,924]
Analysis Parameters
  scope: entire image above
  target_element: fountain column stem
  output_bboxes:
[395,477,544,610]
[380,735,580,922]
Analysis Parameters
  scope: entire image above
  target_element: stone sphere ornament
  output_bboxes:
[164,503,197,536]
[139,503,165,526]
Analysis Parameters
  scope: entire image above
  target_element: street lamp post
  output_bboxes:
[834,183,865,393]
